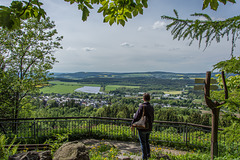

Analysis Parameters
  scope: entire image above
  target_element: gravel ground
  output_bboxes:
[80,139,189,159]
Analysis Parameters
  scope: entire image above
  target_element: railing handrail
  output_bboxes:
[0,116,223,131]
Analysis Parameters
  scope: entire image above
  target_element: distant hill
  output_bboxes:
[52,71,220,80]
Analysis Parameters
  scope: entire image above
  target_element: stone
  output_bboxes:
[9,151,52,160]
[53,141,89,160]
[116,155,131,160]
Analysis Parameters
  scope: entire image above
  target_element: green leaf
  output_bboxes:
[202,0,211,10]
[82,6,89,21]
[97,6,104,13]
[210,0,219,11]
[119,19,125,26]
[138,8,143,14]
[109,17,115,26]
[78,4,84,10]
[125,12,132,19]
[173,9,178,18]
[219,0,227,4]
[103,15,111,22]
[84,1,94,9]
[142,0,148,8]
[133,10,138,17]
[227,0,236,3]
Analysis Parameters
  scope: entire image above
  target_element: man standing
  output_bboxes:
[131,93,154,160]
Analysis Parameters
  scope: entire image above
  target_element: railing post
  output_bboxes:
[33,118,36,140]
[185,123,188,146]
[88,119,91,137]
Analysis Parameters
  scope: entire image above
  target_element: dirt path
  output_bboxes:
[81,139,189,157]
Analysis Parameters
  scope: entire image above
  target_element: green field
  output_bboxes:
[104,85,140,92]
[40,81,140,94]
[40,81,100,94]
[163,91,183,95]
[122,73,152,77]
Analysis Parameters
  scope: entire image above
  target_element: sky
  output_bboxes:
[1,0,240,73]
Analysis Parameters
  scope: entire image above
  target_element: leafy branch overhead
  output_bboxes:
[64,0,148,27]
[161,10,240,56]
[202,0,236,10]
[0,0,236,30]
[0,0,46,30]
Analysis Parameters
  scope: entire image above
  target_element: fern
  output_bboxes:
[161,11,240,56]
[0,134,18,160]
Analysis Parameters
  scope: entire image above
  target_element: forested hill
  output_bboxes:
[53,71,220,79]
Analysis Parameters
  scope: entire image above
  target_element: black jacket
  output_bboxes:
[131,102,154,132]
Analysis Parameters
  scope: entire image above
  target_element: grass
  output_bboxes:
[163,91,182,95]
[40,81,140,94]
[40,81,100,94]
[104,85,139,92]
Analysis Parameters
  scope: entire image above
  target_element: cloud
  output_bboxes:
[152,21,166,30]
[66,47,77,51]
[120,42,134,48]
[137,26,143,31]
[168,47,180,51]
[82,47,96,52]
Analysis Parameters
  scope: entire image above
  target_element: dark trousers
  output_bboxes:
[138,130,151,159]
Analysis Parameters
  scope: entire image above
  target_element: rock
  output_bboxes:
[9,151,52,160]
[116,155,131,160]
[53,141,89,160]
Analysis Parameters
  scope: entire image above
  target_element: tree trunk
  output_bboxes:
[211,107,220,160]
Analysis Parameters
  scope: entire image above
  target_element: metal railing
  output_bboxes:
[0,117,227,151]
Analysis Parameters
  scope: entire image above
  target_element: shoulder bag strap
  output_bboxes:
[142,104,145,117]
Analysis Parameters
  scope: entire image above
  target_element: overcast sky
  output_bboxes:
[2,0,240,73]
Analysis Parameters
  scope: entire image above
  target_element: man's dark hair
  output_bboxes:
[143,93,150,101]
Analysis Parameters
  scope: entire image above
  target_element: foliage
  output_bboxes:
[162,11,240,56]
[211,57,240,152]
[0,134,18,160]
[0,0,46,30]
[0,17,62,119]
[162,6,240,159]
[1,0,236,29]
[2,117,239,159]
[89,140,119,160]
[44,132,70,155]
[202,0,236,10]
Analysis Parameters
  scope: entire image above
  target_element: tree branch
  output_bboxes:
[19,0,32,17]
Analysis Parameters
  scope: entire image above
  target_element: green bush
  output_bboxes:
[0,134,18,160]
